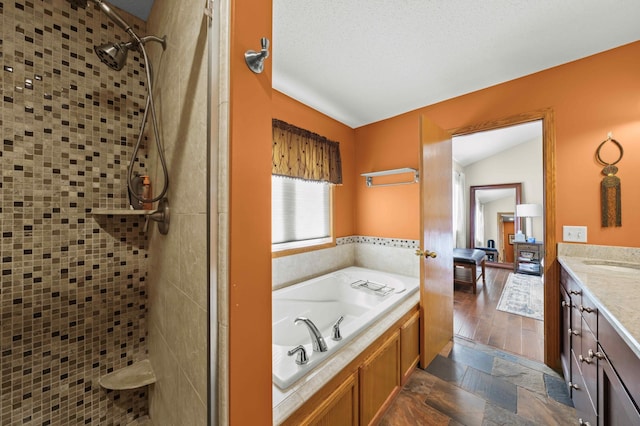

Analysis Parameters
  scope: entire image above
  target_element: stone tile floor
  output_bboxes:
[379,337,576,425]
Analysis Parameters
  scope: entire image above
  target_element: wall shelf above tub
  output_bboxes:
[90,208,156,216]
[99,360,156,390]
[361,168,419,187]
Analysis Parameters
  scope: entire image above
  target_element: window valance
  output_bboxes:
[272,119,343,184]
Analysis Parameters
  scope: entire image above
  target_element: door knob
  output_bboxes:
[415,249,437,258]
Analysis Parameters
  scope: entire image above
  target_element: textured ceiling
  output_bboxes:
[273,0,640,128]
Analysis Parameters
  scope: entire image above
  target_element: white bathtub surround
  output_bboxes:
[355,242,420,278]
[271,266,419,424]
[272,243,355,289]
[272,236,420,290]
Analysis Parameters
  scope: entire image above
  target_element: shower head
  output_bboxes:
[94,41,133,71]
[69,0,167,72]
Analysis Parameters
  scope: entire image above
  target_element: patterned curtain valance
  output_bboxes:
[272,119,343,184]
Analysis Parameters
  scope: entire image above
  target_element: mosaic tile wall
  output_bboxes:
[336,235,420,249]
[1,0,151,424]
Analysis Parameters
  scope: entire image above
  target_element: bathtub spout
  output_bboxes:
[294,317,328,352]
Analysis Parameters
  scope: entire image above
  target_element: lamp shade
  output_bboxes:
[516,203,543,218]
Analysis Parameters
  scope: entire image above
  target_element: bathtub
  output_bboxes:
[272,266,419,389]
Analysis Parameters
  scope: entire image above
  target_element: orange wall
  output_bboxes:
[356,41,640,247]
[229,1,273,424]
[273,90,357,237]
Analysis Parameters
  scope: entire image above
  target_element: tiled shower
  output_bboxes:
[0,0,211,424]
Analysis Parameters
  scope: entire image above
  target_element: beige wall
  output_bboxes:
[145,0,210,424]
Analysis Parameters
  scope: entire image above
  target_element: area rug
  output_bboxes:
[496,273,543,321]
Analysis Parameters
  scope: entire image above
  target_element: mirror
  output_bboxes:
[469,183,522,266]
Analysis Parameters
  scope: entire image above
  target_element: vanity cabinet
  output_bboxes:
[560,266,640,426]
[282,305,419,426]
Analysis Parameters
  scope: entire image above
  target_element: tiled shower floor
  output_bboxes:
[379,337,576,425]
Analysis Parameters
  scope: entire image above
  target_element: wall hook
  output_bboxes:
[245,37,270,74]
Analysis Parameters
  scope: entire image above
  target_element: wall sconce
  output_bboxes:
[245,37,270,74]
[516,203,543,241]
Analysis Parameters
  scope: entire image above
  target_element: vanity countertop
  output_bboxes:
[557,243,640,359]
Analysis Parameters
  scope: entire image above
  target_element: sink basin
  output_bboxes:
[582,260,640,273]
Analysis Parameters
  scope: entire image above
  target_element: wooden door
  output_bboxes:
[419,116,453,367]
[503,220,514,263]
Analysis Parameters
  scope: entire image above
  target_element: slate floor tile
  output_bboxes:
[424,354,467,385]
[491,357,546,395]
[461,367,518,413]
[544,373,574,407]
[449,341,495,374]
[379,340,577,425]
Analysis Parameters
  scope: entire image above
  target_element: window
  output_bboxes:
[272,176,332,252]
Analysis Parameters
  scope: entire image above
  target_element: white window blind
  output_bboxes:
[272,176,330,249]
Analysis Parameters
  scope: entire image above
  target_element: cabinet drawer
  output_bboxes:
[579,290,598,336]
[577,318,598,404]
[570,351,597,425]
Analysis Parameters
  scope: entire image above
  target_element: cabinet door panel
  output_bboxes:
[360,331,400,425]
[598,346,640,426]
[598,311,640,404]
[302,371,359,426]
[400,311,420,384]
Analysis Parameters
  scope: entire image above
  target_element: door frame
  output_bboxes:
[449,108,559,370]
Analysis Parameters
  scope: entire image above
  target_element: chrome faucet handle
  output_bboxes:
[287,345,308,365]
[332,316,344,341]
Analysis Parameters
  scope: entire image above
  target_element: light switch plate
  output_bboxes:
[563,226,587,242]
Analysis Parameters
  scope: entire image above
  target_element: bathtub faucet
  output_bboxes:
[294,317,328,352]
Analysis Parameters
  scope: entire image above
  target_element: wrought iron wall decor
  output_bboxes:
[596,133,623,227]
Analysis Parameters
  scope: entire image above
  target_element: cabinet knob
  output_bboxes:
[579,305,594,314]
[569,289,581,295]
[568,328,580,336]
[569,381,580,390]
[590,349,605,360]
[579,354,593,364]
[579,419,591,426]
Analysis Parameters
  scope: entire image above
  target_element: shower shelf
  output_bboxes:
[90,208,156,216]
[99,360,156,390]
